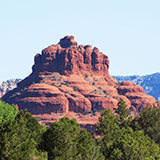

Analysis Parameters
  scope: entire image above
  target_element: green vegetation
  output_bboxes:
[0,108,47,160]
[115,98,131,128]
[74,87,79,92]
[0,100,17,125]
[91,89,97,94]
[96,108,159,159]
[131,104,160,145]
[64,81,70,86]
[103,90,109,95]
[41,117,80,160]
[41,117,103,160]
[1,100,160,159]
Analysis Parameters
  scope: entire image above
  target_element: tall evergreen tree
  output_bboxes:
[76,129,104,160]
[42,117,104,160]
[131,105,160,145]
[96,102,160,160]
[0,104,47,160]
[42,117,80,160]
[115,98,129,128]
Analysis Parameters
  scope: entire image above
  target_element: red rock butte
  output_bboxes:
[2,35,157,130]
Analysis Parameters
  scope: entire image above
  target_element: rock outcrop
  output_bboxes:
[2,36,157,128]
[117,81,157,112]
[114,73,160,101]
[0,79,21,98]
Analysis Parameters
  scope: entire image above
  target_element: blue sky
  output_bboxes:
[0,0,160,84]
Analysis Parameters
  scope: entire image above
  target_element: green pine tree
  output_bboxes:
[115,98,129,128]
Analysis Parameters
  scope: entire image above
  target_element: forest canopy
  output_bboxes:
[0,100,160,160]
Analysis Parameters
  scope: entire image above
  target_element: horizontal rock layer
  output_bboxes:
[2,36,157,127]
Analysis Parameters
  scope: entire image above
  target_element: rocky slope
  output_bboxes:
[0,79,21,98]
[114,73,160,101]
[1,36,157,128]
[2,73,160,101]
[1,73,160,101]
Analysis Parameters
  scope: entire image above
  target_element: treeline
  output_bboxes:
[1,100,160,160]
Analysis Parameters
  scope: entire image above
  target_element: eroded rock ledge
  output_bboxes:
[2,36,157,128]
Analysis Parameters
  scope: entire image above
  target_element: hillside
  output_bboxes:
[114,73,160,101]
[1,73,160,101]
[0,79,21,98]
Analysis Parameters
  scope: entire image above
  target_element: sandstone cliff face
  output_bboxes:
[33,36,110,77]
[114,73,160,101]
[117,81,157,112]
[2,36,157,127]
